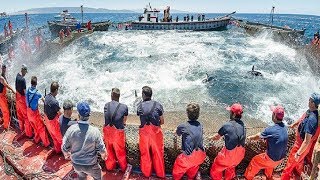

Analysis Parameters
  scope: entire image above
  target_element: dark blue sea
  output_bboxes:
[1,13,319,124]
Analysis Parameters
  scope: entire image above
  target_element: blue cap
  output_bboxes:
[311,93,320,106]
[77,102,91,117]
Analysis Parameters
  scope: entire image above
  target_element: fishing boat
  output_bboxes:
[235,7,305,43]
[47,7,110,36]
[0,12,9,20]
[131,4,234,31]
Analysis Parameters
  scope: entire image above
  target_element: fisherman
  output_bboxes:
[281,93,320,180]
[191,15,194,22]
[244,105,288,179]
[176,16,179,22]
[66,26,71,37]
[172,103,206,180]
[44,82,63,153]
[248,66,263,77]
[34,29,42,50]
[103,88,129,172]
[59,29,64,43]
[0,64,15,129]
[198,14,201,21]
[183,16,186,21]
[76,22,81,33]
[26,76,50,147]
[3,23,8,37]
[8,20,13,36]
[59,100,77,136]
[210,103,246,180]
[15,64,33,137]
[187,14,190,22]
[137,86,165,178]
[202,14,205,21]
[311,32,319,46]
[62,101,106,180]
[87,20,92,31]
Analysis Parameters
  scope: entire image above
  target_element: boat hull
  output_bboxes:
[131,17,231,31]
[48,21,110,36]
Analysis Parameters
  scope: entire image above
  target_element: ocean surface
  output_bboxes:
[1,13,319,124]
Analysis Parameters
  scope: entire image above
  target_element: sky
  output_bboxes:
[0,0,319,16]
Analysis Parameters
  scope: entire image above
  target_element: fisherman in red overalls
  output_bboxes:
[44,82,63,153]
[172,103,206,180]
[34,29,42,50]
[87,20,92,31]
[59,29,64,43]
[210,103,246,180]
[245,105,288,179]
[137,86,165,178]
[281,93,320,180]
[26,76,50,147]
[65,27,71,37]
[15,64,33,137]
[0,64,16,130]
[103,88,129,172]
[8,20,13,36]
[3,23,8,37]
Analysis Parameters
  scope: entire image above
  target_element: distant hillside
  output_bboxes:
[13,7,136,15]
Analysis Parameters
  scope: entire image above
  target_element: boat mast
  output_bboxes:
[25,13,28,30]
[270,6,275,27]
[81,5,84,23]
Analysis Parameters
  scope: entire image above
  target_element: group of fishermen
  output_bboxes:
[58,20,92,43]
[0,64,320,180]
[3,20,13,38]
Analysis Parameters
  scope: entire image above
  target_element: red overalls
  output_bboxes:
[103,125,127,171]
[0,83,10,129]
[16,92,32,137]
[281,112,320,180]
[27,107,50,147]
[44,114,62,153]
[139,124,165,178]
[173,149,206,180]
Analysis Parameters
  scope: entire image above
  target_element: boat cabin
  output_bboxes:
[138,4,160,23]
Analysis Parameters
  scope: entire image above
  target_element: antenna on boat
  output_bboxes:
[81,5,84,24]
[270,6,275,27]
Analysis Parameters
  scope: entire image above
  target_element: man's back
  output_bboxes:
[62,122,105,166]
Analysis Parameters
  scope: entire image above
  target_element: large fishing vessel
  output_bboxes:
[235,7,305,44]
[131,4,234,31]
[47,8,110,36]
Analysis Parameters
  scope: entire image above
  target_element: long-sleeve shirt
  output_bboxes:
[62,121,106,165]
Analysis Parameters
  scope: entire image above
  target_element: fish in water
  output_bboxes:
[248,66,263,77]
[202,73,215,83]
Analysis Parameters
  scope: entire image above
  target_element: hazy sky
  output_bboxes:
[1,0,319,16]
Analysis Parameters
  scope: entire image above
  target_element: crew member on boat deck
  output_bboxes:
[59,100,77,137]
[8,20,13,35]
[311,33,319,46]
[44,82,63,153]
[87,20,92,31]
[59,29,64,43]
[281,93,320,180]
[26,76,50,147]
[62,102,106,180]
[103,88,129,172]
[191,15,194,22]
[34,29,42,50]
[76,22,81,33]
[4,23,8,37]
[245,105,288,180]
[210,103,246,180]
[176,16,179,22]
[137,86,165,178]
[0,64,15,130]
[172,103,206,180]
[15,64,33,137]
[66,27,71,37]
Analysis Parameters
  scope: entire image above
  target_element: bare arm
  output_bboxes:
[290,120,300,129]
[0,77,15,94]
[159,115,164,125]
[248,132,261,141]
[210,133,222,141]
[296,133,312,159]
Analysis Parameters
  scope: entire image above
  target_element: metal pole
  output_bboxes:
[81,5,84,24]
[25,13,28,29]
